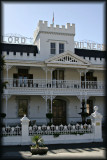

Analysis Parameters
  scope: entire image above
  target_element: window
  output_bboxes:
[13,69,33,87]
[86,100,93,115]
[18,99,28,117]
[50,43,56,54]
[59,43,64,54]
[52,70,64,80]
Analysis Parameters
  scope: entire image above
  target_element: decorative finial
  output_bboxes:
[94,106,98,112]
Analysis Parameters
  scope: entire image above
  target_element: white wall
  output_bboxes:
[2,95,105,125]
[34,21,75,61]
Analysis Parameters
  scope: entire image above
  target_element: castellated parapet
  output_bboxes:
[34,20,75,40]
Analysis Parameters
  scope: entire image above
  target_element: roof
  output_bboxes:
[75,48,106,58]
[1,43,38,54]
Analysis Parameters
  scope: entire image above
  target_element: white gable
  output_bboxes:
[45,50,91,66]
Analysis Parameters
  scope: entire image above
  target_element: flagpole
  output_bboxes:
[52,12,54,26]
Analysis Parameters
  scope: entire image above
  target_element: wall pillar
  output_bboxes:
[90,106,103,142]
[20,115,30,145]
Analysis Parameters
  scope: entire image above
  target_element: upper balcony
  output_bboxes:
[3,78,105,96]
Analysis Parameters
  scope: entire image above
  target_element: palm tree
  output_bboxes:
[32,135,44,148]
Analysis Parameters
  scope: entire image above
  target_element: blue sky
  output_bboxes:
[2,2,105,44]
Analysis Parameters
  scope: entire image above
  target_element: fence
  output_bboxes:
[1,106,103,145]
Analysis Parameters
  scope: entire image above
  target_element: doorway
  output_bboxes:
[52,99,66,125]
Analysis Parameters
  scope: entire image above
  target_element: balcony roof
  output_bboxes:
[75,48,106,58]
[1,43,38,54]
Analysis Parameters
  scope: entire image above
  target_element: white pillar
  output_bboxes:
[21,115,30,145]
[51,70,52,88]
[6,65,8,80]
[90,106,103,142]
[4,95,11,126]
[46,69,47,88]
[80,72,81,89]
[51,95,52,113]
[46,95,47,113]
[5,95,8,126]
[84,72,86,89]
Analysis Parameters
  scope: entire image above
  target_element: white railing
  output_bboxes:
[1,125,22,136]
[3,78,104,90]
[29,123,93,136]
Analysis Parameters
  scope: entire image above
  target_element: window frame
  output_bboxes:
[59,43,64,54]
[18,98,28,117]
[50,42,56,54]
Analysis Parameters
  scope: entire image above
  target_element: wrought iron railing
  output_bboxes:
[29,123,93,136]
[1,125,22,136]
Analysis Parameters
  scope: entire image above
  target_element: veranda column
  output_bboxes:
[51,70,53,88]
[4,95,11,126]
[42,95,48,114]
[50,95,56,113]
[6,65,9,80]
[46,69,47,88]
[5,65,13,86]
[77,69,84,89]
[41,67,48,88]
[51,95,52,113]
[80,72,81,89]
[49,68,55,88]
[84,70,88,89]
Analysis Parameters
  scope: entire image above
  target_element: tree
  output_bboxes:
[0,56,8,93]
[0,55,8,126]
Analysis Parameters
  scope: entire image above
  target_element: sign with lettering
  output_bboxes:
[74,41,105,51]
[1,35,33,45]
[1,35,105,51]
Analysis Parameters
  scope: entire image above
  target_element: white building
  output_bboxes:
[2,20,105,126]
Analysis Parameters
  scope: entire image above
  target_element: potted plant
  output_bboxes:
[30,135,48,155]
[46,113,53,125]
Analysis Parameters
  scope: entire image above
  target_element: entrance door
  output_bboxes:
[52,99,66,125]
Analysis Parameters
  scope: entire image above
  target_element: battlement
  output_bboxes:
[34,20,75,40]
